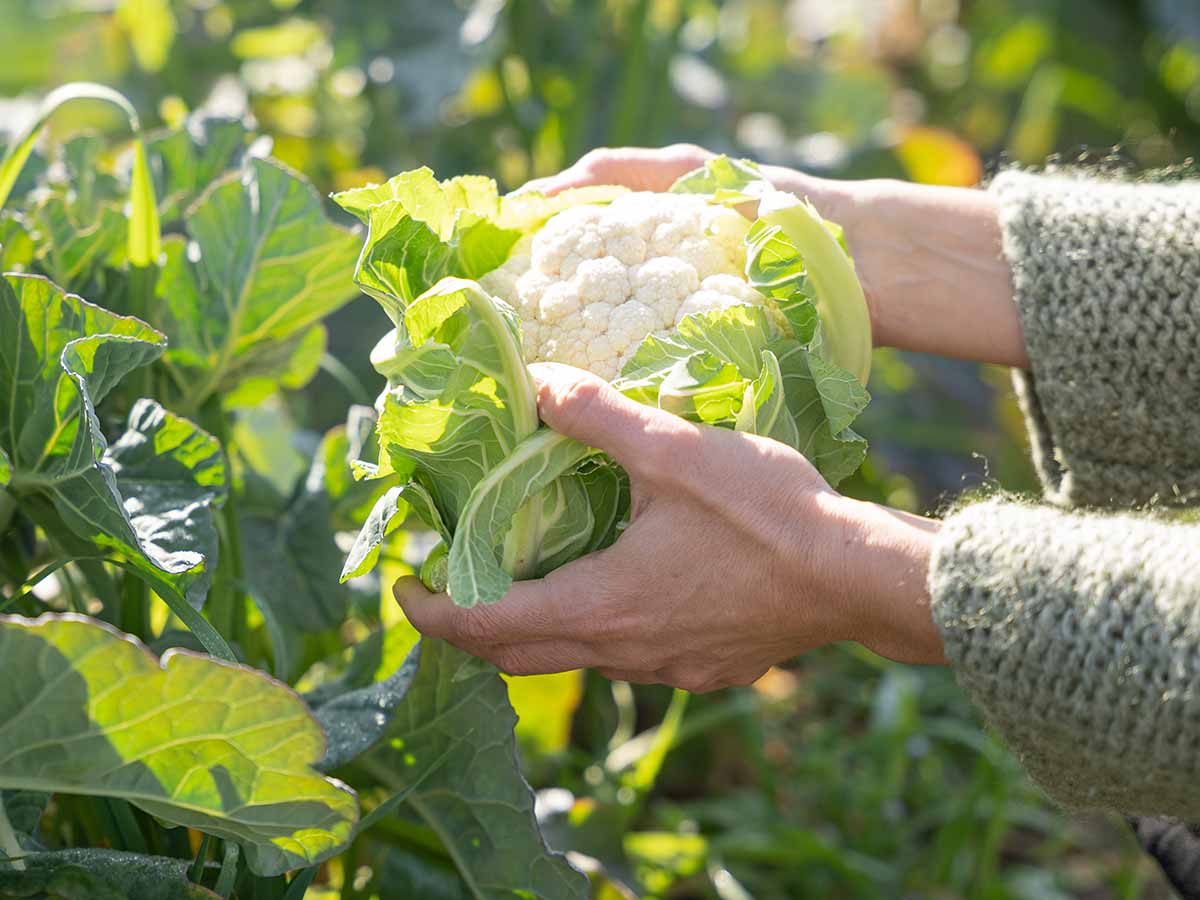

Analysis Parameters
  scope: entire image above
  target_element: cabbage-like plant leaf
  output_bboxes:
[146,116,256,223]
[236,460,345,652]
[672,157,873,385]
[333,169,522,321]
[0,849,220,899]
[332,169,623,321]
[342,160,869,608]
[154,157,360,409]
[319,638,588,899]
[0,614,359,877]
[0,213,35,273]
[0,275,225,610]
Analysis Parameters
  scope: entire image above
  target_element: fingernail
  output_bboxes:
[392,575,430,607]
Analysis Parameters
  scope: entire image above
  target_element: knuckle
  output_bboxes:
[554,375,608,431]
[456,609,495,644]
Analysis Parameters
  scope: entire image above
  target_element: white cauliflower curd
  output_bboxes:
[481,192,773,380]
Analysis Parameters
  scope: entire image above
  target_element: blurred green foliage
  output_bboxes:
[2,0,1195,896]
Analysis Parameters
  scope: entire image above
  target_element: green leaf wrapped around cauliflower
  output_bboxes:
[332,157,873,607]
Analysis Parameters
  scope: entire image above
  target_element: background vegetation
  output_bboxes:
[1,0,1197,896]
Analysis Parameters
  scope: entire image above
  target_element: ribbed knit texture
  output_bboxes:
[930,171,1200,818]
[993,171,1200,507]
[932,501,1200,817]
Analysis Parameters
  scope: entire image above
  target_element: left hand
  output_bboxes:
[394,364,944,692]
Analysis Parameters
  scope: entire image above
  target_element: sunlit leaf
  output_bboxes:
[0,614,359,877]
[0,275,225,615]
[154,158,359,409]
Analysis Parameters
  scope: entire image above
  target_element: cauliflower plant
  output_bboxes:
[334,157,873,607]
[482,193,774,380]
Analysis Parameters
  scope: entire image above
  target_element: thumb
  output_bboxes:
[528,362,692,474]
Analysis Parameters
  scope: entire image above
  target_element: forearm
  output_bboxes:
[762,167,1027,368]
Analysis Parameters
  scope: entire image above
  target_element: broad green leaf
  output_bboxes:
[0,275,225,611]
[772,342,867,485]
[26,194,126,293]
[240,474,347,635]
[310,640,423,771]
[333,170,523,319]
[0,450,9,489]
[0,83,160,271]
[355,639,589,899]
[371,846,473,900]
[0,213,35,274]
[106,399,228,607]
[154,157,359,409]
[0,614,359,876]
[0,849,219,899]
[146,117,254,223]
[222,323,327,408]
[238,451,349,678]
[1,790,46,840]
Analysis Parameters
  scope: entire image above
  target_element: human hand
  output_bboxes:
[394,364,944,692]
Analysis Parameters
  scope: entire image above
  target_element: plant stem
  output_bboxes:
[189,833,212,884]
[118,569,150,638]
[0,794,26,871]
[0,491,15,538]
[214,841,239,899]
[200,396,248,651]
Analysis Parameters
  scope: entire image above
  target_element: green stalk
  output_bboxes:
[0,491,15,538]
[214,841,239,899]
[200,397,248,651]
[189,833,212,884]
[0,793,25,871]
[118,569,150,639]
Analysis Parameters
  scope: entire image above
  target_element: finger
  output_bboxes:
[394,575,560,644]
[483,640,598,676]
[527,362,693,475]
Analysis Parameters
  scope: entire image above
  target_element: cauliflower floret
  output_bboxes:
[482,192,776,381]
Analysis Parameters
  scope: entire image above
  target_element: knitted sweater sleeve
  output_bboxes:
[928,172,1200,818]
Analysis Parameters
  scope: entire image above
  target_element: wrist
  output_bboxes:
[821,494,945,665]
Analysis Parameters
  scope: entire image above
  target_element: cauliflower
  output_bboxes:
[335,158,874,606]
[481,192,774,380]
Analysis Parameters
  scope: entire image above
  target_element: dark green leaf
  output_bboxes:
[0,614,359,876]
[356,639,588,899]
[0,848,220,899]
[310,641,422,771]
[0,274,224,607]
